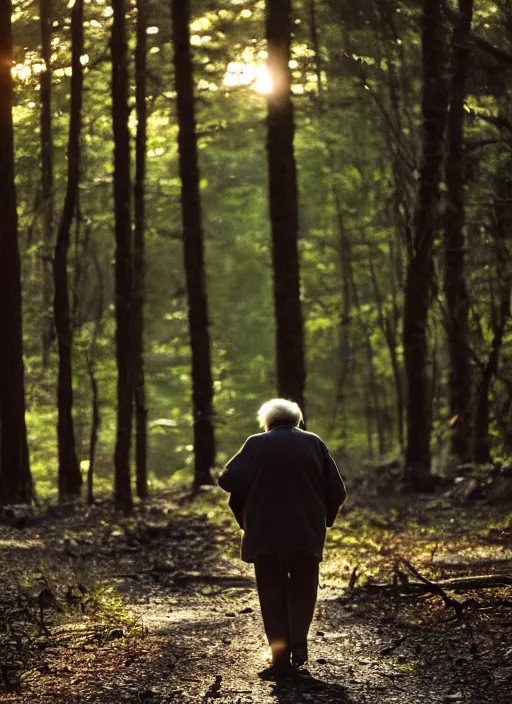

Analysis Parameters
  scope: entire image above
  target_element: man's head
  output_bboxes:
[257,398,303,432]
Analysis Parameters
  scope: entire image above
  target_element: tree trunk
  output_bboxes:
[266,0,306,414]
[53,0,83,499]
[171,0,215,487]
[402,0,449,490]
[133,0,148,500]
[472,368,493,465]
[309,0,350,431]
[86,357,100,506]
[0,0,32,505]
[364,233,405,454]
[86,254,104,506]
[40,0,54,369]
[472,170,512,463]
[112,0,134,513]
[444,0,473,462]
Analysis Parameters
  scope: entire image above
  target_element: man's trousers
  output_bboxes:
[253,551,319,664]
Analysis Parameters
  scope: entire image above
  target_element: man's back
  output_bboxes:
[219,426,345,562]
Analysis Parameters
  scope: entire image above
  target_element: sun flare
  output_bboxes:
[253,65,272,95]
[223,61,272,95]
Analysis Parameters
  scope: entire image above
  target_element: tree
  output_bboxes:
[112,0,134,513]
[171,0,216,487]
[53,0,84,498]
[0,0,32,505]
[266,0,305,413]
[134,0,148,499]
[402,0,449,489]
[471,166,512,464]
[444,0,474,463]
[40,0,54,369]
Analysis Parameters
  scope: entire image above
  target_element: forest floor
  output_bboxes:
[1,475,512,704]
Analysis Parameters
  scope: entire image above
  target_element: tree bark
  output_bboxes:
[472,170,512,463]
[0,0,32,505]
[444,0,474,462]
[86,357,100,506]
[86,255,104,506]
[133,0,148,500]
[171,0,216,487]
[53,0,83,499]
[309,0,351,432]
[266,0,306,414]
[364,232,404,454]
[402,0,449,490]
[40,0,54,369]
[112,0,134,513]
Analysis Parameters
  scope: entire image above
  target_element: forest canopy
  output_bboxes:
[1,0,511,507]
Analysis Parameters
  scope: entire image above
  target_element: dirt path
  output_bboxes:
[1,488,512,703]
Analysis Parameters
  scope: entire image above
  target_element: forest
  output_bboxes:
[0,0,512,702]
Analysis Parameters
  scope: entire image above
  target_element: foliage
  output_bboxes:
[7,0,512,496]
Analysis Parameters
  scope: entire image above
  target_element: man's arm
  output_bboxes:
[322,445,347,527]
[219,437,257,529]
[218,436,255,493]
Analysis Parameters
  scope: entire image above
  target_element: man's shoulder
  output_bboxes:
[293,429,331,453]
[243,433,265,446]
[293,428,324,443]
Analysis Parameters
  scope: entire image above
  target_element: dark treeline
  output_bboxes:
[0,0,511,510]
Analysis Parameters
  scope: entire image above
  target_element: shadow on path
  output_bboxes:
[269,670,359,704]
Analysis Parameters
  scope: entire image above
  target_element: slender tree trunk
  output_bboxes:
[472,368,493,465]
[86,254,104,506]
[369,362,386,456]
[266,0,305,413]
[0,0,32,505]
[363,399,375,459]
[472,170,512,463]
[372,1,413,452]
[112,0,134,513]
[472,314,508,466]
[171,0,215,487]
[40,0,54,368]
[309,1,351,429]
[387,236,405,452]
[444,0,473,462]
[53,0,83,499]
[402,0,449,490]
[330,204,354,430]
[86,357,100,506]
[348,242,386,458]
[364,235,405,454]
[134,0,148,499]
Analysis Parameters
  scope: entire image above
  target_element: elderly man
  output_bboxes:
[218,398,347,677]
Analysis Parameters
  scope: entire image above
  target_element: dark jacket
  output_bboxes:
[218,425,347,563]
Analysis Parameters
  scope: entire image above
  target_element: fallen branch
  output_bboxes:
[368,573,512,592]
[397,558,465,618]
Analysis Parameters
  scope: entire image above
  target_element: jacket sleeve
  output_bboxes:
[322,444,347,527]
[218,437,256,529]
[218,437,255,493]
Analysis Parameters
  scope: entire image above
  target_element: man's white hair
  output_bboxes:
[257,398,303,431]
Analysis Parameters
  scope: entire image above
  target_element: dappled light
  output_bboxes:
[1,0,512,701]
[3,487,511,701]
